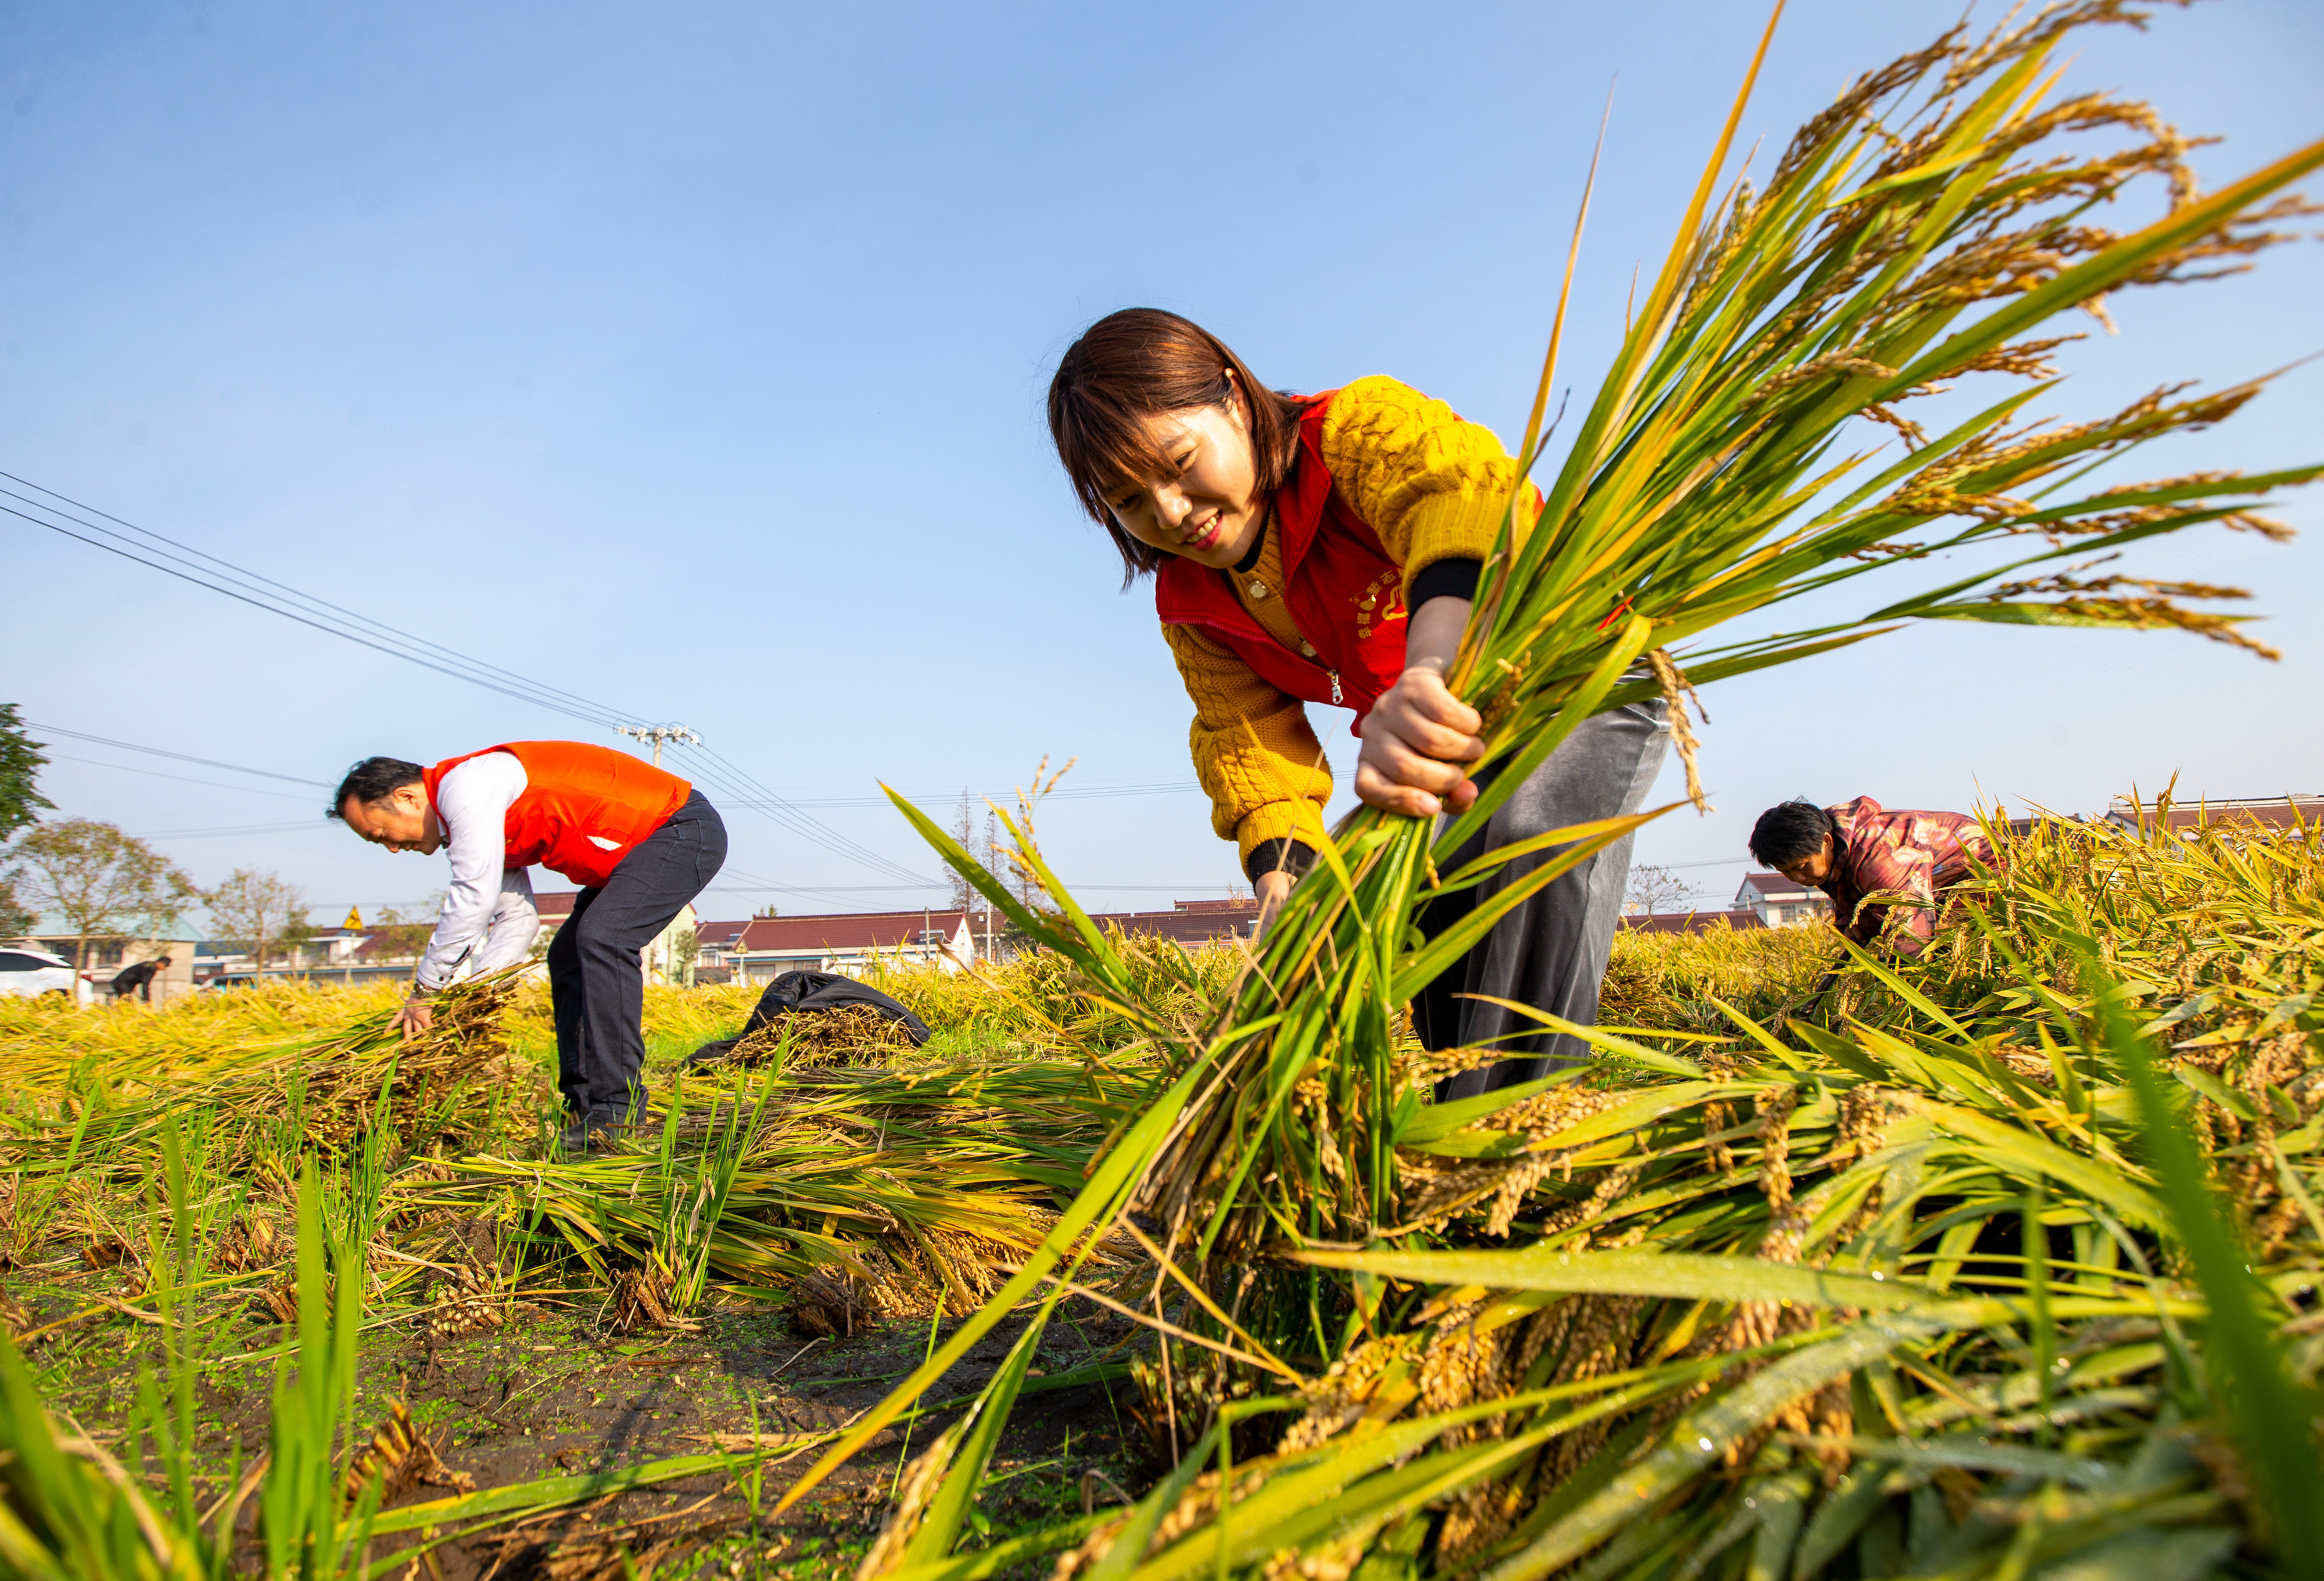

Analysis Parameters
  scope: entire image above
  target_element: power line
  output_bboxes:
[42,752,324,803]
[710,865,913,909]
[665,740,937,887]
[29,726,1136,897]
[699,881,1247,896]
[27,722,333,787]
[2,476,629,727]
[2,502,619,726]
[28,719,1184,821]
[132,819,333,840]
[5,483,892,872]
[5,476,942,885]
[10,472,1170,892]
[772,781,1202,809]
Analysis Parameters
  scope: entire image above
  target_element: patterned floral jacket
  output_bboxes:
[1821,796,1994,955]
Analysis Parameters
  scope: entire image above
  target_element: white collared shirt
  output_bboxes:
[417,751,541,991]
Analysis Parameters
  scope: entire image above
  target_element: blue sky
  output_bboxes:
[5,0,2319,924]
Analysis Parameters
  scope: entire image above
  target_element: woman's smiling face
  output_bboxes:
[1103,385,1265,570]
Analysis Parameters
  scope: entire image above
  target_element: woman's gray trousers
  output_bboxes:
[1415,699,1671,1099]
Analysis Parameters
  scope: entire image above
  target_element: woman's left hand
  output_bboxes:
[1355,665,1484,817]
[1253,868,1297,938]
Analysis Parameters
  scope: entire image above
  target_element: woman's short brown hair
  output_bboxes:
[1047,309,1307,585]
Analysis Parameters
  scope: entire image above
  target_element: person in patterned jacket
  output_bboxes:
[1748,797,1994,955]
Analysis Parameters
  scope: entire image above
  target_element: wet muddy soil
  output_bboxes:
[9,1267,1152,1581]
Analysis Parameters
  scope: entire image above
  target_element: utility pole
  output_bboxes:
[613,722,701,768]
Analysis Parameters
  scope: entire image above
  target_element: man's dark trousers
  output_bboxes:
[546,791,727,1130]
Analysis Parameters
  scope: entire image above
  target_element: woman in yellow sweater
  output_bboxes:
[1046,309,1669,1097]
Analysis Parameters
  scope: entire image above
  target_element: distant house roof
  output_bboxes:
[539,890,705,930]
[738,910,971,953]
[1735,872,1814,905]
[718,900,1261,955]
[1622,909,1764,934]
[2107,795,2321,833]
[1085,902,1260,943]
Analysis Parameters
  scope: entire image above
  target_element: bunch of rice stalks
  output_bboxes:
[819,813,2324,1579]
[1599,924,1839,1038]
[505,978,765,1063]
[857,928,1252,1056]
[722,1003,926,1067]
[0,1152,382,1581]
[0,978,412,1070]
[0,973,539,1193]
[1025,805,2324,1581]
[0,1140,736,1581]
[417,1047,1149,1322]
[1114,0,2324,1274]
[790,3,2324,1568]
[1925,794,2322,1006]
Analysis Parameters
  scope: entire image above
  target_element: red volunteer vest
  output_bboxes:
[1153,393,1410,733]
[423,740,691,890]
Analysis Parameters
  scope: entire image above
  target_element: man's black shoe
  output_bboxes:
[566,1110,639,1154]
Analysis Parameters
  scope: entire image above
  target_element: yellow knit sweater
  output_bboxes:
[1161,375,1527,864]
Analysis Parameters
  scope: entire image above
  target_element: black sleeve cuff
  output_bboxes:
[1409,557,1482,609]
[1245,838,1318,885]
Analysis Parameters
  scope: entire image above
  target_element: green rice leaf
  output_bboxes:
[2088,949,2324,1575]
[1476,1315,1940,1581]
[1293,1246,1967,1319]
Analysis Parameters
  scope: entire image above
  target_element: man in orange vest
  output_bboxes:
[329,740,727,1150]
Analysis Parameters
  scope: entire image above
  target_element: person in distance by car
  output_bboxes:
[108,955,172,1002]
[1748,796,1993,956]
[328,740,727,1150]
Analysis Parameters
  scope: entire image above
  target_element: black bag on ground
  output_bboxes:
[686,970,931,1066]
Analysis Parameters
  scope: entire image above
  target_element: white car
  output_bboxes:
[0,947,80,999]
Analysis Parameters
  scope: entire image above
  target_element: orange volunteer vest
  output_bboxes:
[422,741,691,890]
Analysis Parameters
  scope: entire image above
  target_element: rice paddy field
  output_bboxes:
[3,804,2320,1581]
[12,2,2324,1577]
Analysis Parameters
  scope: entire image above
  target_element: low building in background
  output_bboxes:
[16,916,203,1003]
[198,928,419,989]
[704,897,1263,986]
[1620,909,1764,935]
[277,926,372,971]
[192,942,252,984]
[1734,873,1833,928]
[727,908,980,983]
[342,931,427,985]
[12,890,1268,1000]
[1083,897,1260,944]
[690,918,749,984]
[2105,794,2322,837]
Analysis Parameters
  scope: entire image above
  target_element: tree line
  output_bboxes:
[0,705,421,985]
